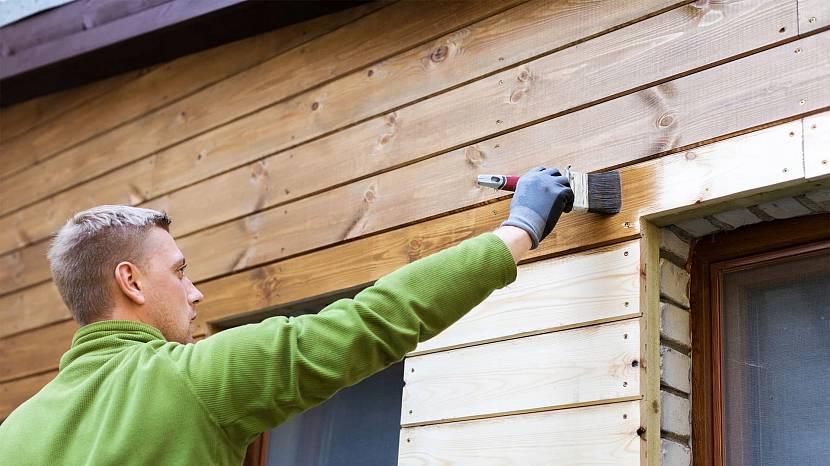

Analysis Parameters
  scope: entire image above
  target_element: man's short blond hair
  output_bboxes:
[47,205,171,325]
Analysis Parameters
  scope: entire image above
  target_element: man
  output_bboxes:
[0,167,573,464]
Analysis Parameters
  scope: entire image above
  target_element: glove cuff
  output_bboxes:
[501,206,545,250]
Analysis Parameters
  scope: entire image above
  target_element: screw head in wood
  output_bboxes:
[808,17,817,23]
[800,99,807,105]
[795,47,802,54]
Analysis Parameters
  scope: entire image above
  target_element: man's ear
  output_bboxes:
[114,261,145,305]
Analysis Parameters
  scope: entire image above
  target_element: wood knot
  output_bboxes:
[684,151,697,161]
[367,69,374,77]
[311,102,319,111]
[509,88,526,104]
[636,426,647,437]
[430,45,448,63]
[657,112,676,128]
[250,161,267,179]
[517,69,532,82]
[364,188,376,203]
[464,146,485,166]
[197,150,207,161]
[385,112,398,127]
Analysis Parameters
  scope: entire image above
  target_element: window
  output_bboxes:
[690,213,830,465]
[235,286,405,466]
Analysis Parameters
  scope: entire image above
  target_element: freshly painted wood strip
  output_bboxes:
[0,281,67,339]
[0,118,807,381]
[0,1,385,180]
[411,241,640,355]
[401,319,640,426]
[804,111,830,180]
[798,0,830,33]
[0,370,57,420]
[398,400,641,465]
[0,0,525,216]
[0,0,684,255]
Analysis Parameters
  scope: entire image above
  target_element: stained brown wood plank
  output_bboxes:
[0,0,681,255]
[2,24,823,299]
[0,281,67,339]
[0,320,77,382]
[173,33,825,286]
[0,1,384,181]
[401,319,640,426]
[0,370,57,420]
[0,70,141,143]
[411,241,641,356]
[189,118,806,333]
[0,118,807,381]
[398,400,641,466]
[0,0,526,217]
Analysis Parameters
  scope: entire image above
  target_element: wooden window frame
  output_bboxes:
[689,213,830,465]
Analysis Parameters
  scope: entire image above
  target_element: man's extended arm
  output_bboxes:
[163,167,573,446]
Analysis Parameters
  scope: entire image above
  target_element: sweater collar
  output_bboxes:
[59,320,166,370]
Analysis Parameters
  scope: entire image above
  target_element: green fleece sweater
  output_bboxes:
[0,233,516,465]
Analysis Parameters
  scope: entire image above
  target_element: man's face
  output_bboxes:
[138,227,203,343]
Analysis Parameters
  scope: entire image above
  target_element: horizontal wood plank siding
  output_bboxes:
[0,0,684,255]
[398,400,641,465]
[402,319,640,426]
[412,241,641,355]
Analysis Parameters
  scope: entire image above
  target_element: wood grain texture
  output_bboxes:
[398,400,641,466]
[0,0,525,217]
[804,111,830,180]
[411,241,641,356]
[0,0,684,256]
[0,370,56,420]
[0,319,77,383]
[401,319,640,426]
[0,70,140,144]
[172,33,825,286]
[0,116,809,379]
[798,0,830,33]
[639,221,663,466]
[0,281,67,339]
[0,1,384,180]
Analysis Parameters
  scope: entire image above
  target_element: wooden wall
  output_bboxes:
[1,0,828,463]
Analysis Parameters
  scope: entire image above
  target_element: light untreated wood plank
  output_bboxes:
[398,400,641,466]
[0,117,809,381]
[639,221,663,466]
[411,241,641,355]
[0,0,684,255]
[804,112,830,180]
[0,0,525,217]
[0,1,385,181]
[0,370,57,420]
[798,0,830,33]
[401,319,640,426]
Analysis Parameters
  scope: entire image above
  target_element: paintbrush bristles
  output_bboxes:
[586,171,622,214]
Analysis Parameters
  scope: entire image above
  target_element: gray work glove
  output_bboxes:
[501,166,574,249]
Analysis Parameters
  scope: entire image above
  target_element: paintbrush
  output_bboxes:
[476,168,621,214]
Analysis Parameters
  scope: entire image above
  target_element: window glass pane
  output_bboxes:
[265,362,403,466]
[721,250,830,466]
